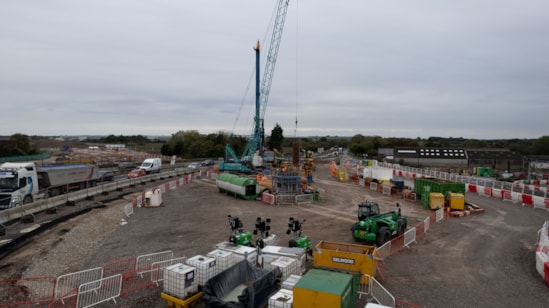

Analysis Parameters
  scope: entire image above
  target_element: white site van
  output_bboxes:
[140,158,162,174]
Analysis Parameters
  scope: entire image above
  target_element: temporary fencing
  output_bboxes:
[150,257,187,285]
[120,251,176,296]
[388,164,549,211]
[0,276,56,307]
[55,267,103,298]
[536,221,549,284]
[357,274,396,308]
[76,274,122,308]
[136,251,174,275]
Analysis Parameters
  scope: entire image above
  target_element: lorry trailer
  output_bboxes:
[0,162,100,209]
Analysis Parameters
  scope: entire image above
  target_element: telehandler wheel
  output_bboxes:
[397,219,406,235]
[376,226,391,247]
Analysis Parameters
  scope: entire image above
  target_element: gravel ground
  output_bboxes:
[5,161,547,307]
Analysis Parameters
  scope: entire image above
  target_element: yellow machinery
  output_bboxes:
[448,192,465,210]
[429,192,445,210]
[312,240,377,285]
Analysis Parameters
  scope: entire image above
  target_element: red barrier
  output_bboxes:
[261,192,275,205]
[0,276,56,307]
[121,268,156,297]
[416,223,426,239]
[502,190,512,201]
[483,187,493,197]
[103,257,136,278]
[468,184,477,193]
[165,183,170,191]
[545,198,549,209]
[390,234,405,256]
[175,179,180,187]
[522,194,534,207]
[396,299,423,308]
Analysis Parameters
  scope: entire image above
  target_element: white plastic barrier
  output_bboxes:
[404,227,416,248]
[435,208,444,223]
[424,217,430,233]
[536,221,549,283]
[124,203,134,218]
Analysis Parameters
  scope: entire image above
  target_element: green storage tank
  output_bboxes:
[293,268,360,308]
[216,173,259,200]
[414,177,466,209]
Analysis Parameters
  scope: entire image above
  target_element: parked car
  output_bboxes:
[128,168,147,179]
[187,162,201,170]
[201,159,215,166]
[98,170,115,182]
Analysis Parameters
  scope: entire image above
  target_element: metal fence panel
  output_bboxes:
[76,274,122,308]
[55,267,103,298]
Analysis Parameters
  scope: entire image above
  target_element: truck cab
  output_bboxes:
[0,162,39,208]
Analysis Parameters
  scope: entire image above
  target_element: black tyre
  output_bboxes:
[23,195,33,204]
[397,219,406,235]
[289,239,298,248]
[376,226,391,246]
[229,235,237,245]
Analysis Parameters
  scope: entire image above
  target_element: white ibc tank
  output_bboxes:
[145,188,162,207]
[186,255,217,286]
[207,249,236,274]
[163,263,197,299]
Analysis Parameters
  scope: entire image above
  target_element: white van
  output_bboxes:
[140,158,162,174]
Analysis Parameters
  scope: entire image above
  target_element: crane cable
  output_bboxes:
[294,0,299,137]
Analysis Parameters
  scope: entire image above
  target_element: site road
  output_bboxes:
[383,193,549,307]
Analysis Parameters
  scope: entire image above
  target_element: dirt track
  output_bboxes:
[2,161,549,307]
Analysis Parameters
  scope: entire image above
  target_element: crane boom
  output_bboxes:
[220,0,290,172]
[242,0,290,161]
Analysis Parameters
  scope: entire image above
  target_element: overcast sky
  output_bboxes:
[1,0,548,139]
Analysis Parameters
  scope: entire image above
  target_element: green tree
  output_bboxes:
[269,124,284,151]
[530,136,549,155]
[10,133,38,155]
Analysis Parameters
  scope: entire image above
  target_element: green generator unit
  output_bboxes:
[293,268,360,308]
[414,177,466,209]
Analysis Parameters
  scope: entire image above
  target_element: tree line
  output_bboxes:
[1,131,548,159]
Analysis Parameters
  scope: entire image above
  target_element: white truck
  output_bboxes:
[140,158,162,174]
[0,162,100,209]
